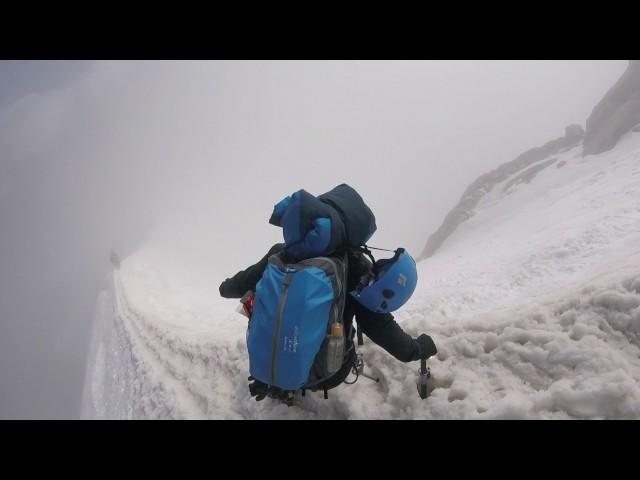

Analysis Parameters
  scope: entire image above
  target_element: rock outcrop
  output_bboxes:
[583,60,640,156]
[419,125,584,259]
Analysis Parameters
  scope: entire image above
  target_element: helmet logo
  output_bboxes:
[398,274,407,287]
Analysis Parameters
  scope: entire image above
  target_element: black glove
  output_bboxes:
[416,334,437,360]
[219,279,231,298]
[248,377,269,401]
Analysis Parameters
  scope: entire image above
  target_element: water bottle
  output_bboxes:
[326,322,345,375]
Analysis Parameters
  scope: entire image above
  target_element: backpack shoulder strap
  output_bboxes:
[359,244,377,265]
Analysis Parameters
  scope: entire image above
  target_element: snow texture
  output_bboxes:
[82,130,640,419]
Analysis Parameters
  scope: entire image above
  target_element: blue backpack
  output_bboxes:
[247,250,348,394]
[247,184,376,401]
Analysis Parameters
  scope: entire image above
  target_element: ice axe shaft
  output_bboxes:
[417,358,430,399]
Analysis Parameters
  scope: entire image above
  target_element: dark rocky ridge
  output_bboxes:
[583,60,640,156]
[419,126,584,259]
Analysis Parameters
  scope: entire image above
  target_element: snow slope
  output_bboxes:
[82,131,640,419]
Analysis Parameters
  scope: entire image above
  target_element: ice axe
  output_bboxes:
[417,358,431,399]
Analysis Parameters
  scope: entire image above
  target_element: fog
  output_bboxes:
[0,60,626,418]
